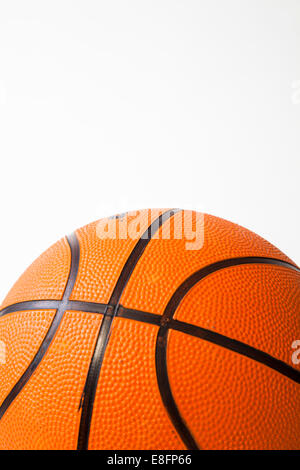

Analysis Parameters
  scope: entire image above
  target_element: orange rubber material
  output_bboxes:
[1,238,71,308]
[0,311,102,450]
[174,264,300,366]
[71,210,169,303]
[88,318,185,450]
[167,330,300,449]
[0,310,56,404]
[0,209,299,450]
[121,211,295,313]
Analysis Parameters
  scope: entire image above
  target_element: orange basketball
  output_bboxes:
[0,209,299,450]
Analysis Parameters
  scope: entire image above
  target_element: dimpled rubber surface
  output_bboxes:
[174,264,300,367]
[0,209,299,450]
[0,311,102,450]
[0,310,56,404]
[89,318,184,450]
[167,330,300,450]
[71,210,168,303]
[121,211,295,313]
[1,238,71,308]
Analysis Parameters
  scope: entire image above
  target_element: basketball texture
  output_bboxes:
[0,209,299,450]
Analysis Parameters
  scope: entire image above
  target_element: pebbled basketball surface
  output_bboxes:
[0,209,299,450]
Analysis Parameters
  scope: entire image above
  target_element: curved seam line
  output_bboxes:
[154,256,300,451]
[76,209,181,450]
[0,257,298,319]
[155,326,200,449]
[0,301,61,318]
[161,257,300,324]
[1,300,298,383]
[0,301,108,318]
[0,233,80,420]
[117,307,300,383]
[170,319,300,383]
[0,252,298,441]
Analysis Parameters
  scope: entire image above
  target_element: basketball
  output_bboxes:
[0,209,299,450]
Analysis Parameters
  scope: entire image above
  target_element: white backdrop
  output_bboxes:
[0,0,299,301]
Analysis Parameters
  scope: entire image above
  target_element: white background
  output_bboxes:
[0,0,299,301]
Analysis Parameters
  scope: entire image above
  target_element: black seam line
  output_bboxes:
[116,306,300,383]
[1,256,298,319]
[161,257,300,323]
[154,256,300,451]
[0,300,61,317]
[0,300,297,384]
[0,256,298,320]
[170,319,300,384]
[117,306,162,325]
[119,307,300,383]
[156,326,199,450]
[0,254,297,436]
[0,300,109,318]
[77,209,181,451]
[68,301,107,314]
[0,232,81,421]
